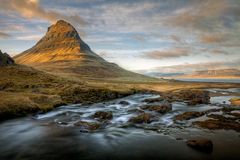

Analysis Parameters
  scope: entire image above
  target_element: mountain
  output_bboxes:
[0,50,14,66]
[144,72,185,78]
[14,20,154,81]
[179,69,240,78]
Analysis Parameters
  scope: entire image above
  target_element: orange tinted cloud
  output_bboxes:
[200,34,226,43]
[0,0,87,25]
[142,48,190,59]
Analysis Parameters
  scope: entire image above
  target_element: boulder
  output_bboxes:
[129,113,154,124]
[193,119,240,132]
[186,139,213,152]
[174,111,204,121]
[163,90,210,105]
[93,111,113,120]
[140,103,172,114]
[143,97,164,103]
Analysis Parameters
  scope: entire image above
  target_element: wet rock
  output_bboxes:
[193,119,240,132]
[93,111,113,120]
[74,121,101,131]
[129,113,154,124]
[119,101,130,105]
[186,139,213,153]
[163,90,210,105]
[143,97,164,103]
[176,137,183,140]
[207,114,237,121]
[229,98,240,106]
[229,112,240,118]
[140,103,172,114]
[174,111,205,121]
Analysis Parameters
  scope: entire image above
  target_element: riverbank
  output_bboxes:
[1,65,240,121]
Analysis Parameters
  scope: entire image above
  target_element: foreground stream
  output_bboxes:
[0,89,240,160]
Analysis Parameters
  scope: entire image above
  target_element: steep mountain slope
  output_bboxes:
[14,20,154,81]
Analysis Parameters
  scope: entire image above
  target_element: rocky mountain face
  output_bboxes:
[14,20,153,80]
[14,20,102,64]
[0,50,14,66]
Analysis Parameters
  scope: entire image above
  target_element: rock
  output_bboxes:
[174,111,204,121]
[129,113,154,124]
[186,139,213,152]
[193,119,240,132]
[74,121,101,131]
[0,50,14,66]
[119,101,130,105]
[207,114,237,121]
[163,90,210,105]
[93,111,113,120]
[143,97,164,103]
[229,98,240,106]
[140,103,172,114]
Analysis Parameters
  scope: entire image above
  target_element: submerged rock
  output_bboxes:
[119,101,130,105]
[174,111,205,121]
[140,102,172,114]
[129,113,154,124]
[186,139,213,153]
[93,111,113,120]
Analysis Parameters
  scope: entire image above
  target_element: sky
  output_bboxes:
[0,0,239,74]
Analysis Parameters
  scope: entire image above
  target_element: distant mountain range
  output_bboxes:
[146,69,240,79]
[179,69,240,78]
[14,20,154,81]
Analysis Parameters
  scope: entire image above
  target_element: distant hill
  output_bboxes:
[0,50,14,66]
[144,72,185,78]
[178,69,240,79]
[14,20,155,82]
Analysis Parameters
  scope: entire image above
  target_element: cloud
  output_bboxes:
[200,34,227,44]
[210,49,229,55]
[164,0,240,32]
[142,48,190,59]
[0,0,87,26]
[16,34,43,41]
[170,35,182,43]
[0,32,11,39]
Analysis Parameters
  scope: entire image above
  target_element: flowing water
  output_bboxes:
[0,90,240,160]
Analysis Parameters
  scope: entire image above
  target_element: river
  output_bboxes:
[0,90,240,160]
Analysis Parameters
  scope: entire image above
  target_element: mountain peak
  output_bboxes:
[14,20,98,64]
[48,20,78,36]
